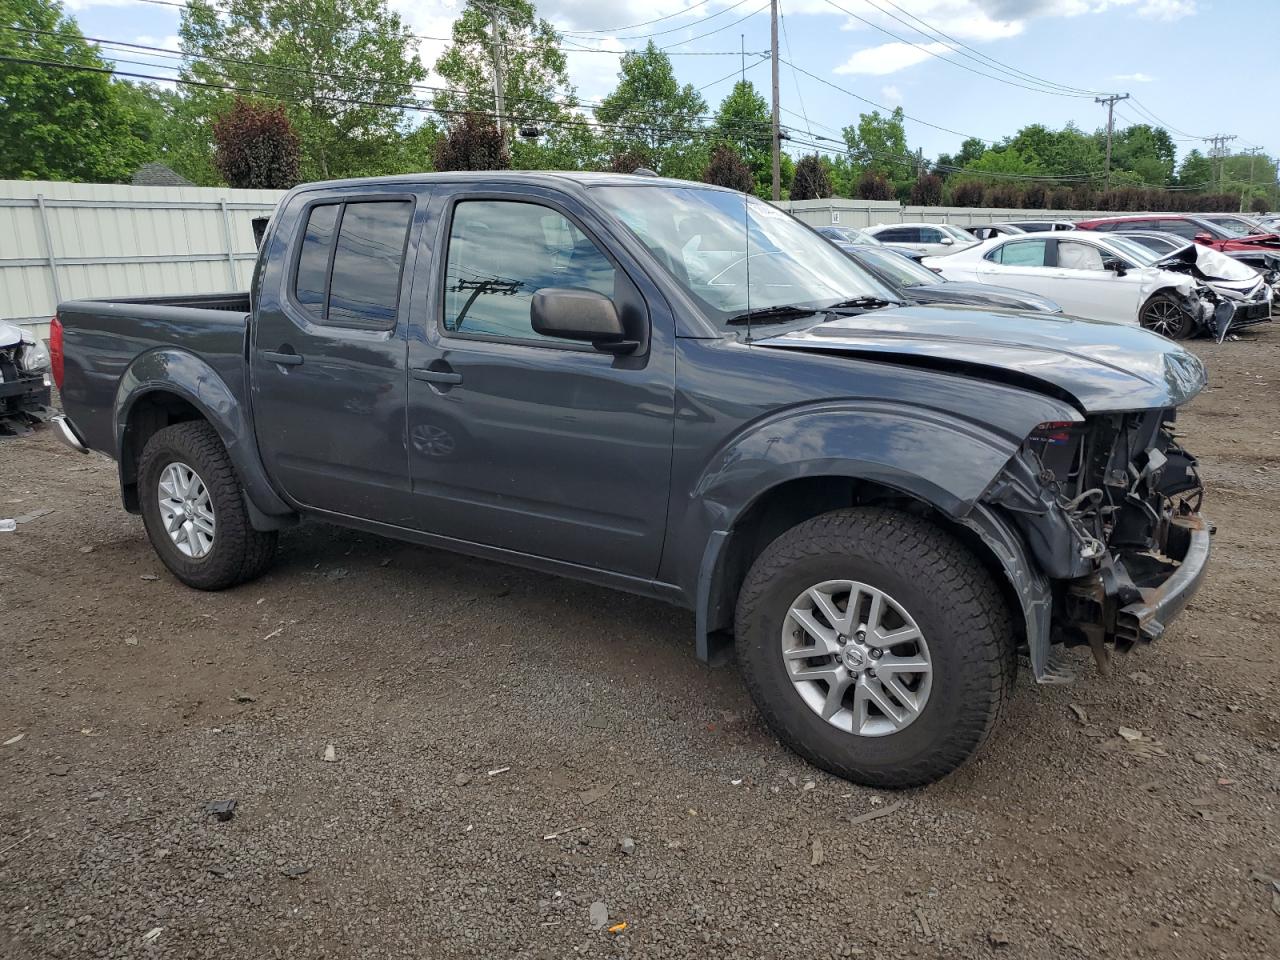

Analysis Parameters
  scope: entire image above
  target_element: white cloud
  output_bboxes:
[1113,71,1155,82]
[834,41,950,76]
[880,84,903,103]
[1133,0,1197,20]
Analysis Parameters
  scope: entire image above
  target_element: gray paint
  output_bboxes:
[55,172,1211,675]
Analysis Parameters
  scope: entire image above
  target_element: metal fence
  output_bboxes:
[0,179,285,341]
[1,179,1185,343]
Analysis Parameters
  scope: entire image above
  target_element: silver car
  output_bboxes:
[862,222,979,258]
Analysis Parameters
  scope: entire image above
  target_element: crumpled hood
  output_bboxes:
[1155,243,1263,287]
[754,305,1207,414]
[0,319,23,349]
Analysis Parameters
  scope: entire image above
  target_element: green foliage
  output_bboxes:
[948,180,985,207]
[703,144,753,193]
[212,98,301,188]
[179,0,427,182]
[0,0,155,181]
[963,144,1041,178]
[791,155,832,201]
[1176,149,1213,189]
[596,41,708,179]
[434,0,573,126]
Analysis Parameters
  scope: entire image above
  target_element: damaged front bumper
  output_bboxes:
[1115,514,1211,644]
[0,371,52,436]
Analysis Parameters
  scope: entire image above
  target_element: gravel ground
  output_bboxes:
[2,335,1279,959]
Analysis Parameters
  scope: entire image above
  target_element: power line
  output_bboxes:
[1127,97,1208,140]
[560,1,718,35]
[1,25,777,131]
[121,0,756,55]
[662,0,771,49]
[696,53,769,92]
[777,1,812,138]
[0,53,778,141]
[779,57,994,143]
[855,0,1107,97]
[565,0,755,42]
[818,0,1103,98]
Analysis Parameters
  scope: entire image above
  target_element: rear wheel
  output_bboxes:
[1140,292,1196,340]
[138,422,277,590]
[735,508,1014,788]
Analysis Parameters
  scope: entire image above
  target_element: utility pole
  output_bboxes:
[740,34,745,86]
[1204,134,1238,193]
[770,0,781,201]
[1242,146,1262,212]
[488,5,505,145]
[1094,93,1129,190]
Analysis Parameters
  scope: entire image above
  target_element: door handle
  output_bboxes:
[262,350,303,366]
[411,368,463,385]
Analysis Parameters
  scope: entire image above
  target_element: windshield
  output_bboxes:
[857,247,943,287]
[820,226,881,246]
[937,224,973,242]
[1106,235,1163,265]
[594,186,896,324]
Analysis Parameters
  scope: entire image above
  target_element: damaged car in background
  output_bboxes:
[0,319,53,437]
[927,232,1237,340]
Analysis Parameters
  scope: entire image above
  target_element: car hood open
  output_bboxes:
[754,305,1207,414]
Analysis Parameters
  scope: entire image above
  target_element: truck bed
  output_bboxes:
[57,291,253,458]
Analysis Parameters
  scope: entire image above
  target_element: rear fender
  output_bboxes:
[115,347,292,519]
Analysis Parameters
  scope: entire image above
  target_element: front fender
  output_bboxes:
[684,396,1078,664]
[115,347,291,518]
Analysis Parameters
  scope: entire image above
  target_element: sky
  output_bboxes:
[63,0,1278,169]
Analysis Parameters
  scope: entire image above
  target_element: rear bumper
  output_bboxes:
[1115,515,1212,644]
[51,414,89,454]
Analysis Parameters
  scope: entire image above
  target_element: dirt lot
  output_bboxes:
[2,335,1278,960]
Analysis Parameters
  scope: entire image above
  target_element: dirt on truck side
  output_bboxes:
[1,335,1278,960]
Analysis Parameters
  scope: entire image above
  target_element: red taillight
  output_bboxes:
[49,313,64,390]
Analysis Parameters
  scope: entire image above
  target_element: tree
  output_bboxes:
[909,174,942,206]
[212,99,301,188]
[855,170,893,201]
[963,145,1042,178]
[179,0,427,182]
[433,113,510,171]
[596,41,708,180]
[791,155,833,200]
[434,0,574,129]
[0,0,154,181]
[843,108,910,178]
[1176,149,1213,189]
[703,145,754,193]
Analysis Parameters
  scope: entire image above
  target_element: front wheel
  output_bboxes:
[735,508,1014,788]
[1140,292,1196,340]
[138,421,277,590]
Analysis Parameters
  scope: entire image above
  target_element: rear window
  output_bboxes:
[987,239,1048,266]
[293,199,414,330]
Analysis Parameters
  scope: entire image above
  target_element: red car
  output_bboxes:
[1076,214,1280,269]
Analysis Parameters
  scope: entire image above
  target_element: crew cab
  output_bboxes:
[52,173,1212,788]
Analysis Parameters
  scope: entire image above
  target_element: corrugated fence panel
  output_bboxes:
[0,179,284,339]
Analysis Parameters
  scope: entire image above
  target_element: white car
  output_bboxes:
[863,222,979,258]
[924,232,1222,339]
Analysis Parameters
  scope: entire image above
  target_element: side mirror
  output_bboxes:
[531,288,636,354]
[940,237,955,246]
[1193,232,1214,244]
[1102,257,1128,276]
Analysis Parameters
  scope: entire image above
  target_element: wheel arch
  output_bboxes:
[115,348,293,523]
[694,474,1027,666]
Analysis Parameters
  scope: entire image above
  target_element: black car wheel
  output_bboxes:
[1140,293,1196,340]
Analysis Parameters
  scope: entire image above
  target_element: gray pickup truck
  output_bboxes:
[52,172,1212,787]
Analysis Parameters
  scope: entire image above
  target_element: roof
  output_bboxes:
[130,163,195,187]
[286,170,731,194]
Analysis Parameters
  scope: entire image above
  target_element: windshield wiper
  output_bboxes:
[724,304,823,325]
[825,295,903,309]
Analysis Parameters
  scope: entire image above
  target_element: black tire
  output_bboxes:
[1139,292,1196,340]
[735,508,1014,789]
[137,421,277,590]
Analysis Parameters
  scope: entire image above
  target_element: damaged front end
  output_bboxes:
[982,410,1211,677]
[0,326,54,437]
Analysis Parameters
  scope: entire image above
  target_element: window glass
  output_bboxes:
[1156,219,1198,239]
[877,227,916,243]
[856,247,942,287]
[996,239,1048,267]
[443,200,616,343]
[918,227,942,243]
[1056,240,1106,271]
[295,204,339,318]
[327,201,414,330]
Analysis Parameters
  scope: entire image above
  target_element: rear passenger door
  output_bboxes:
[403,185,676,579]
[251,185,425,523]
